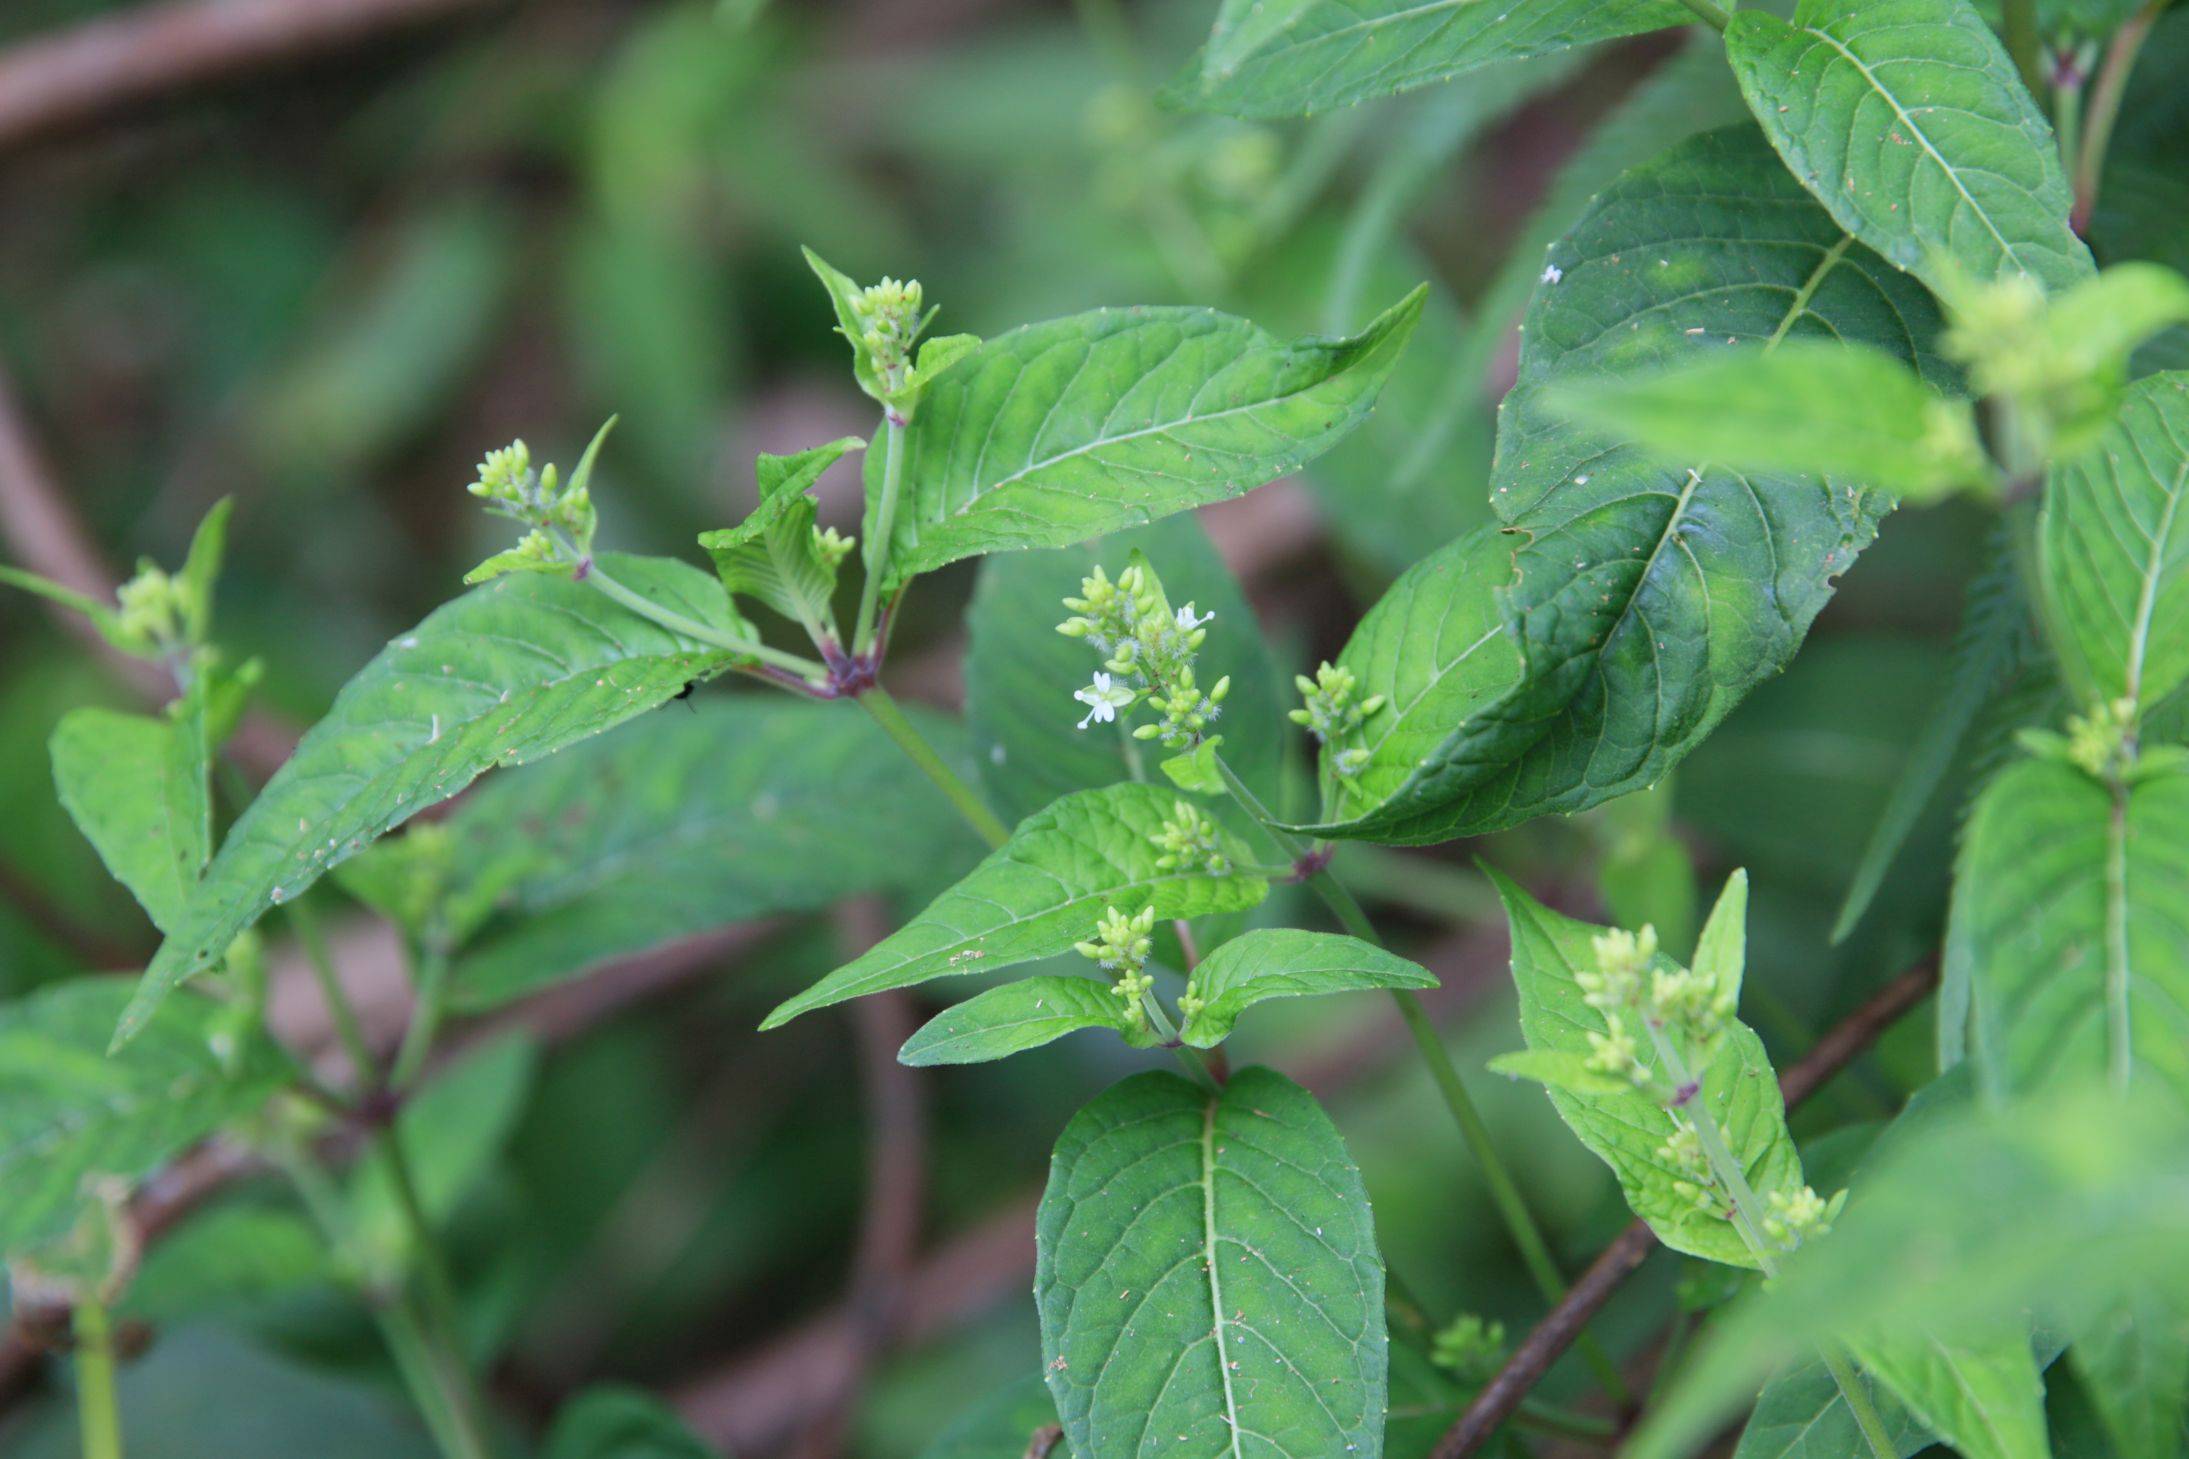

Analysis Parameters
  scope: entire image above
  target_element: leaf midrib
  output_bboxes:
[2122,454,2189,702]
[1200,1093,1245,1459]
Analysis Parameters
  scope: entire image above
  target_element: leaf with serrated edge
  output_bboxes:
[0,980,289,1249]
[1725,0,2092,294]
[899,976,1129,1067]
[1492,870,1805,1267]
[873,288,1423,588]
[1181,0,1691,119]
[440,699,984,1010]
[51,706,210,934]
[2040,373,2189,709]
[1177,929,1434,1047]
[1310,129,1944,843]
[119,554,750,1047]
[1037,1066,1385,1459]
[762,782,1267,1028]
[1952,753,2189,1103]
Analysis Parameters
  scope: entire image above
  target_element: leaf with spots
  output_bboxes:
[1036,1066,1387,1459]
[1306,127,1947,843]
[118,554,751,1047]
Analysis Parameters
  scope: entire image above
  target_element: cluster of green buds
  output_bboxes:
[465,433,600,582]
[114,560,186,654]
[1430,1313,1507,1383]
[846,276,929,400]
[2065,696,2138,781]
[1658,1118,1717,1215]
[1076,905,1159,1032]
[813,525,856,570]
[1150,799,1230,875]
[1058,562,1229,748]
[1575,924,1658,1084]
[1292,661,1384,786]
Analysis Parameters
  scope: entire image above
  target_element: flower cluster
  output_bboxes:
[1150,799,1230,875]
[1291,662,1384,786]
[1431,1313,1507,1383]
[1058,563,1229,748]
[2066,696,2138,782]
[1761,1185,1839,1247]
[846,276,930,400]
[812,525,856,570]
[1658,1118,1717,1215]
[1575,924,1657,1084]
[1075,904,1158,1032]
[467,437,597,559]
[114,561,185,653]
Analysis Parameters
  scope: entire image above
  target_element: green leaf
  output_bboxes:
[966,515,1288,824]
[2069,1291,2189,1459]
[175,496,232,646]
[761,782,1267,1028]
[50,706,211,934]
[1487,1048,1642,1098]
[348,1033,537,1272]
[1690,869,1748,1008]
[1725,0,2093,295]
[898,976,1131,1066]
[1176,929,1434,1047]
[1548,341,1990,500]
[1735,1357,1932,1459]
[1311,129,1942,843]
[121,1204,332,1325]
[698,436,865,639]
[1491,870,1806,1267]
[119,554,749,1046]
[2039,373,2189,709]
[1161,736,1226,795]
[916,1377,1059,1459]
[1846,1334,2050,1459]
[1951,753,2189,1103]
[0,566,144,657]
[1037,1066,1386,1459]
[435,698,984,1010]
[873,287,1424,588]
[545,1386,721,1459]
[1179,0,1692,119]
[0,980,289,1250]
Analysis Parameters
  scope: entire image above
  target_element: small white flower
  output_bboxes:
[1541,263,1563,285]
[1175,603,1213,632]
[1074,671,1135,729]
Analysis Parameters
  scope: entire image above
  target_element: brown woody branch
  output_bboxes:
[1429,959,1941,1459]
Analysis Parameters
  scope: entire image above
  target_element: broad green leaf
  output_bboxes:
[1037,1066,1386,1459]
[916,1377,1059,1459]
[0,980,289,1250]
[1548,341,1990,500]
[435,698,984,1010]
[2069,1292,2189,1459]
[1176,929,1434,1047]
[121,1204,332,1324]
[349,1033,537,1273]
[1486,1048,1639,1098]
[2039,373,2189,708]
[1312,129,1943,842]
[50,706,210,934]
[698,436,864,638]
[1735,1357,1931,1459]
[1492,871,1806,1267]
[1846,1331,2049,1459]
[1725,0,2093,295]
[1179,0,1691,119]
[761,782,1267,1027]
[120,554,749,1046]
[545,1386,720,1459]
[966,516,1288,824]
[871,287,1424,588]
[898,976,1132,1066]
[1951,753,2189,1102]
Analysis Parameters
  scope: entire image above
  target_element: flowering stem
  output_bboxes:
[1206,749,1631,1406]
[853,416,906,656]
[856,685,1011,849]
[72,1297,122,1459]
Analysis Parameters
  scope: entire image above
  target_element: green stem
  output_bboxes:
[1206,751,1632,1406]
[1332,845,1501,925]
[1823,1348,1901,1459]
[2003,0,2045,97]
[856,685,1011,849]
[391,939,452,1091]
[581,559,827,682]
[290,896,379,1093]
[373,1128,498,1459]
[73,1298,123,1459]
[853,417,906,656]
[1674,0,1730,30]
[2074,0,2167,230]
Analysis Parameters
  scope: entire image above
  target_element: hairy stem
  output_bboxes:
[856,685,1011,849]
[72,1297,122,1459]
[853,418,906,656]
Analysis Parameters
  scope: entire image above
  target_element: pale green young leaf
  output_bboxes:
[898,976,1130,1067]
[1310,130,1942,842]
[1487,1048,1640,1098]
[175,496,232,645]
[50,705,211,934]
[1179,0,1692,119]
[1491,870,1806,1267]
[915,1377,1058,1459]
[2041,265,2189,381]
[0,979,290,1250]
[2039,373,2189,708]
[119,553,751,1047]
[0,565,146,657]
[434,698,983,1010]
[965,515,1287,823]
[698,436,865,636]
[1547,341,1991,500]
[1160,736,1225,795]
[1725,0,2093,296]
[761,782,1267,1028]
[873,287,1424,588]
[1692,869,1748,1008]
[545,1387,721,1459]
[1037,1066,1385,1459]
[1951,753,2189,1103]
[1176,929,1434,1047]
[803,245,888,405]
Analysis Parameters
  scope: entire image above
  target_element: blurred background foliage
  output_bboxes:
[0,0,2182,1454]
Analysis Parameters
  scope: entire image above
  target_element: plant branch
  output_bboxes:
[855,684,1011,848]
[71,1298,122,1459]
[1429,959,1940,1457]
